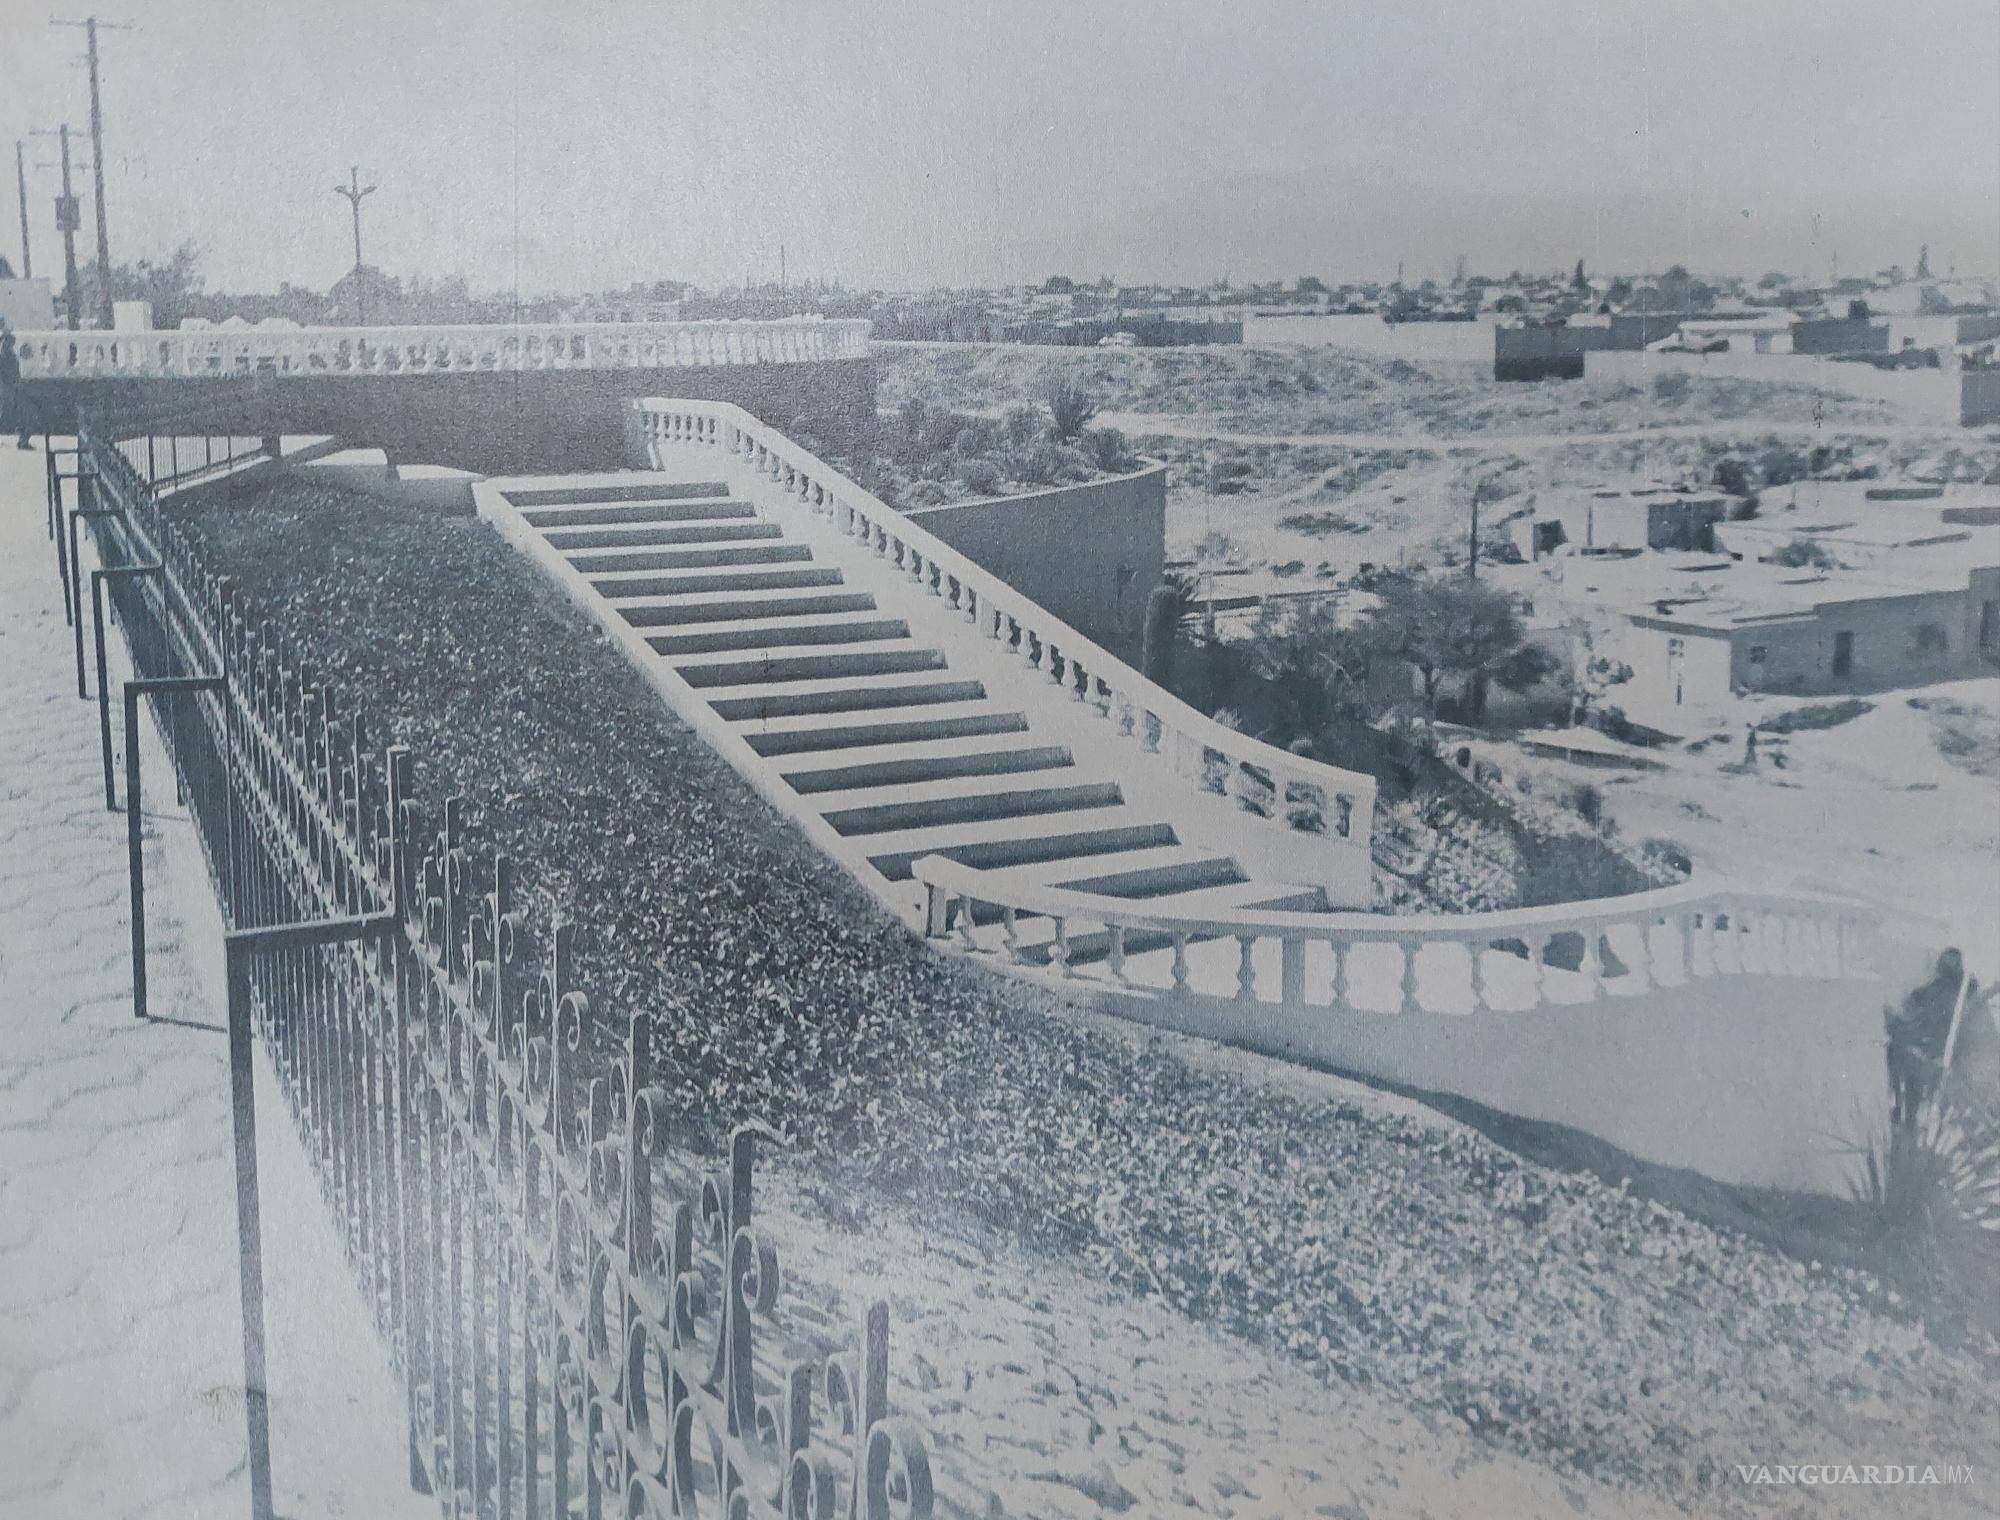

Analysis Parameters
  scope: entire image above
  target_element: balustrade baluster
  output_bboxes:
[1170,932,1190,994]
[1236,937,1258,1002]
[1467,938,1488,1010]
[1050,918,1074,977]
[1331,942,1350,1009]
[1399,942,1421,1013]
[1280,937,1305,1005]
[1106,924,1127,983]
[1001,905,1021,961]
[1578,932,1603,994]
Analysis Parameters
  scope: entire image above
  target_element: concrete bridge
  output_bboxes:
[13,317,876,473]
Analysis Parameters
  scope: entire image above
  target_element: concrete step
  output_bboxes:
[614,588,878,629]
[521,498,755,528]
[816,772,1120,837]
[562,541,815,574]
[587,563,842,598]
[975,843,1247,902]
[544,521,784,551]
[504,479,728,507]
[646,611,910,657]
[866,808,1179,882]
[742,702,1029,758]
[999,878,1330,965]
[706,673,990,723]
[677,642,949,690]
[779,734,1071,794]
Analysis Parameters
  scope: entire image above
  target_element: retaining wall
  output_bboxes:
[904,462,1167,662]
[22,357,879,474]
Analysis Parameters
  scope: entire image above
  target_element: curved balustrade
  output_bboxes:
[631,399,1377,878]
[912,855,1877,1017]
[16,318,870,379]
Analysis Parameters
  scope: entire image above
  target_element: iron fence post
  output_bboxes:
[122,675,224,1019]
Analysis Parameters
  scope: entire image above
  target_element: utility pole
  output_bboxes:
[332,165,377,324]
[1467,478,1484,581]
[14,141,30,280]
[30,126,85,330]
[54,16,134,328]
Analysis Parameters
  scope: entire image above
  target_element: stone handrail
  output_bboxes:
[630,398,1378,873]
[912,854,1878,1014]
[15,317,870,379]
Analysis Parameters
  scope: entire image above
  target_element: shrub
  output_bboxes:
[1713,457,1753,496]
[1012,443,1065,486]
[1003,404,1044,447]
[1730,494,1762,521]
[957,457,1003,497]
[1651,371,1691,403]
[1043,378,1099,441]
[1641,837,1693,877]
[1770,537,1834,569]
[1080,426,1135,474]
[1570,782,1604,826]
[1757,698,1872,733]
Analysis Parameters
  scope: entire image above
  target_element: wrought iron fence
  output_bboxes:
[61,408,935,1520]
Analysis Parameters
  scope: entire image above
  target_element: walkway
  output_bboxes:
[0,445,427,1519]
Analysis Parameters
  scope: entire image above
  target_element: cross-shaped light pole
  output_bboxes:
[333,165,377,324]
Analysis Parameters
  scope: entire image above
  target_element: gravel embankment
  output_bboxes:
[172,478,2000,1506]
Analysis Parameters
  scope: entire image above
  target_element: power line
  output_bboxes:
[53,16,135,329]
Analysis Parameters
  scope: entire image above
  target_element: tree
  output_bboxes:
[80,240,206,327]
[1040,275,1075,294]
[1353,573,1554,724]
[1572,258,1589,291]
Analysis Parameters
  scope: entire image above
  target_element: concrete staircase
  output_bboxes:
[488,477,1332,962]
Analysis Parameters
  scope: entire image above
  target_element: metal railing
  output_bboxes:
[17,317,872,379]
[61,407,935,1520]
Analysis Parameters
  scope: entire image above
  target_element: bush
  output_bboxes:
[957,457,1003,497]
[1713,457,1753,496]
[1757,698,1873,733]
[1003,404,1043,447]
[1570,782,1604,826]
[1769,537,1834,568]
[1651,371,1691,403]
[1080,426,1136,474]
[1730,494,1762,521]
[1641,837,1694,877]
[1043,378,1099,441]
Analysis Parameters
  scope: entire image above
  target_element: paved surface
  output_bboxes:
[0,446,426,1520]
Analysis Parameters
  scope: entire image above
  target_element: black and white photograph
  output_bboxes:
[0,2,1995,1516]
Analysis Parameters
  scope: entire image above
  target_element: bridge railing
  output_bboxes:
[17,317,871,379]
[631,399,1378,892]
[911,854,1879,1014]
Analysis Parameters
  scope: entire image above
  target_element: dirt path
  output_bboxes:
[1102,411,1973,451]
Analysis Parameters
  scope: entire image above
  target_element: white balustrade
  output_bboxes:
[629,398,1379,881]
[14,318,870,380]
[909,856,1877,1019]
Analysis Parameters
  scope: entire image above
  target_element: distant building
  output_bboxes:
[1514,484,1730,560]
[1620,563,1999,715]
[0,276,56,331]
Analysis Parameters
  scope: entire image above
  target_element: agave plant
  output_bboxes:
[1852,1091,2000,1328]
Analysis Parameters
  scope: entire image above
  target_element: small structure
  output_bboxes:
[1514,483,1730,561]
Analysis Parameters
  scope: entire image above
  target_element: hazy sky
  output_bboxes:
[3,0,1996,296]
